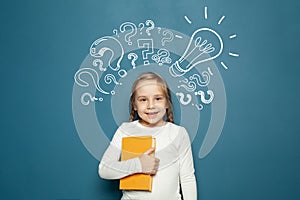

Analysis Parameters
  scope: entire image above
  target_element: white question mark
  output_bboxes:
[80,92,93,106]
[74,68,109,95]
[120,22,137,45]
[157,49,172,65]
[189,72,211,87]
[104,74,122,85]
[158,27,161,34]
[92,59,105,71]
[112,29,119,37]
[145,20,155,36]
[90,36,124,71]
[93,47,114,72]
[195,90,214,104]
[178,81,196,92]
[151,49,172,66]
[80,93,103,106]
[128,53,138,69]
[138,23,144,35]
[162,30,174,46]
[137,39,154,65]
[176,92,192,105]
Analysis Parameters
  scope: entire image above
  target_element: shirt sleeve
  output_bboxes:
[98,128,142,180]
[178,127,197,200]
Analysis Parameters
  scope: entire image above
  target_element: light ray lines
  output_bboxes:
[229,34,237,39]
[218,16,225,24]
[229,52,239,57]
[204,6,208,19]
[184,15,192,24]
[220,61,228,70]
[184,5,240,70]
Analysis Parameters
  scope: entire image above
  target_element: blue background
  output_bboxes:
[1,0,300,199]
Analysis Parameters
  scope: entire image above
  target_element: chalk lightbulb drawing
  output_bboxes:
[169,28,223,77]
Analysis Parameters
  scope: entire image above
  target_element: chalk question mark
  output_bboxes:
[80,92,103,106]
[176,92,192,105]
[128,53,138,68]
[151,49,172,66]
[90,36,124,71]
[138,23,144,34]
[162,30,174,46]
[74,68,109,95]
[104,74,122,85]
[189,71,211,87]
[157,27,161,34]
[112,29,119,37]
[145,20,155,36]
[195,90,214,104]
[178,80,196,92]
[120,22,137,45]
[138,39,154,65]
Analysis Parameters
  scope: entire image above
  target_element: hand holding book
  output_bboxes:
[120,136,156,191]
[139,148,160,175]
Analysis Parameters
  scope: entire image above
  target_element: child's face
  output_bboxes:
[134,80,168,127]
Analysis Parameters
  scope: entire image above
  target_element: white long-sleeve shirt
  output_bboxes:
[98,120,197,200]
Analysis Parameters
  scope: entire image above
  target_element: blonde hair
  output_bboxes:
[129,72,174,123]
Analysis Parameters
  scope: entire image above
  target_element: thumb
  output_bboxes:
[143,148,155,155]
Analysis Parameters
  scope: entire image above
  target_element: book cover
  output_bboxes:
[119,136,156,191]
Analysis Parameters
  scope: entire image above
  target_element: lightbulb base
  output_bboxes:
[169,61,187,77]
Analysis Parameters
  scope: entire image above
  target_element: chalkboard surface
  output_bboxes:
[1,0,299,199]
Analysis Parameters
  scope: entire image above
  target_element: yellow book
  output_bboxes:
[119,136,156,191]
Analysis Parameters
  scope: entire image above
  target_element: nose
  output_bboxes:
[147,99,155,109]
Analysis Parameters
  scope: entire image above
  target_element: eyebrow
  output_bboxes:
[136,94,165,98]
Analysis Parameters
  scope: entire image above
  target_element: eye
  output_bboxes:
[155,97,164,101]
[138,98,147,102]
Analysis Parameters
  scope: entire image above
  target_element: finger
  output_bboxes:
[143,147,155,155]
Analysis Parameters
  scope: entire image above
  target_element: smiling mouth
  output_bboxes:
[146,112,159,116]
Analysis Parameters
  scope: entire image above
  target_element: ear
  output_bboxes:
[133,104,137,111]
[165,101,169,109]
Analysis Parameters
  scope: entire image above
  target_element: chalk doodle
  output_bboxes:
[138,23,144,35]
[90,36,124,72]
[169,28,223,77]
[119,22,137,45]
[127,53,138,69]
[137,39,154,65]
[72,3,240,160]
[145,20,155,36]
[178,79,197,92]
[195,89,214,104]
[176,92,192,105]
[74,68,109,95]
[151,49,172,66]
[80,92,103,106]
[161,30,174,46]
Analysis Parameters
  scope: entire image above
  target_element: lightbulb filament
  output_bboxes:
[195,37,202,46]
[180,37,210,64]
[201,43,214,53]
[199,39,207,48]
[187,42,216,67]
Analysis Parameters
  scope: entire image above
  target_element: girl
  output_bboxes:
[98,72,197,200]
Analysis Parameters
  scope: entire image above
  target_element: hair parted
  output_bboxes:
[129,72,174,123]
